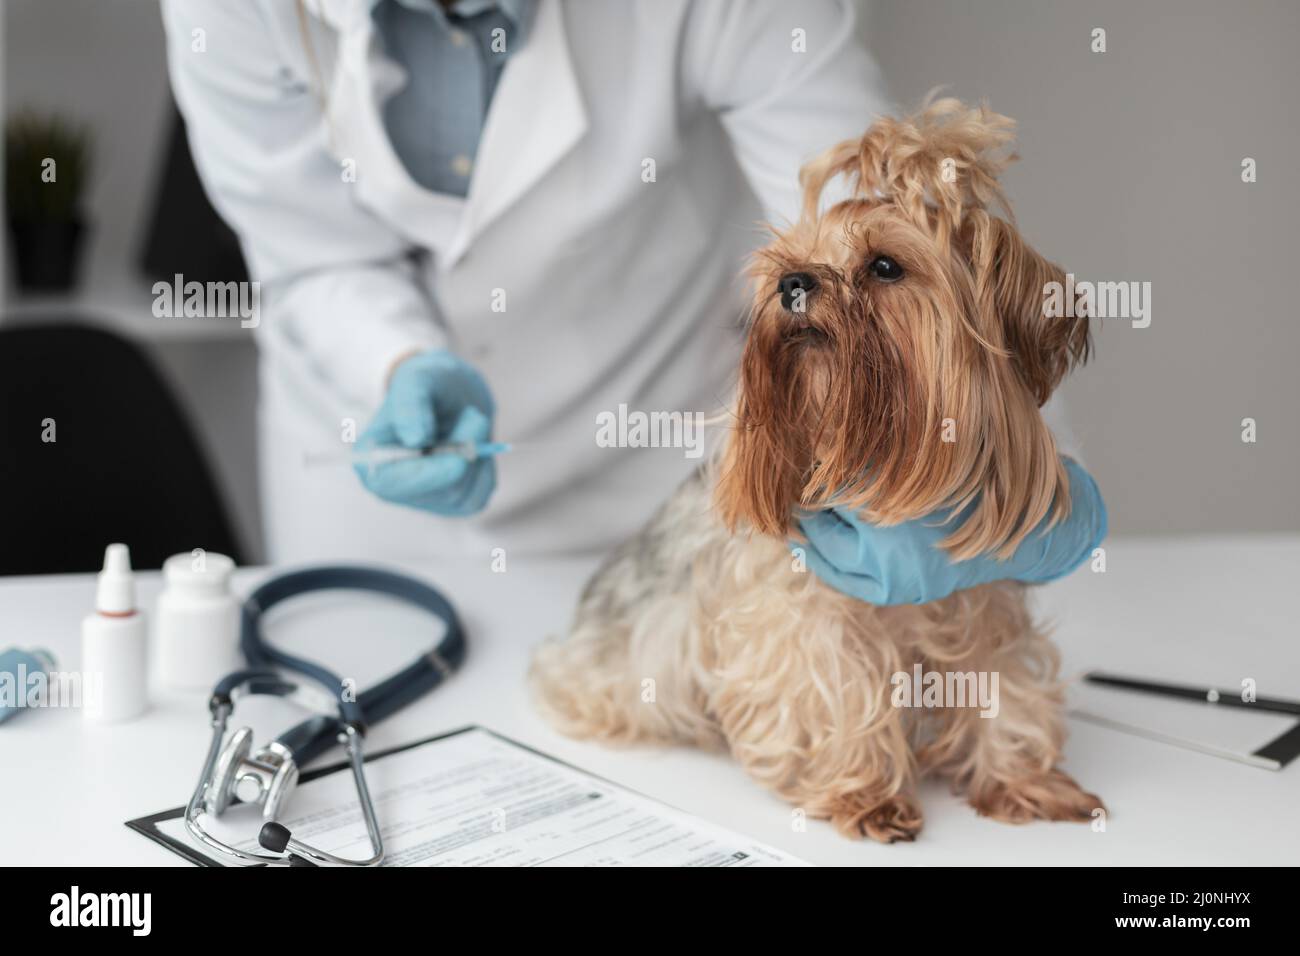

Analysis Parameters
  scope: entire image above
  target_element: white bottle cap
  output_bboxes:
[162,551,235,594]
[95,543,137,614]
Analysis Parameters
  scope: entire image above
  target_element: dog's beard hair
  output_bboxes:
[718,260,1070,562]
[719,268,919,537]
[719,319,820,536]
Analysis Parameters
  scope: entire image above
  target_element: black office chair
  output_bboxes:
[0,322,245,575]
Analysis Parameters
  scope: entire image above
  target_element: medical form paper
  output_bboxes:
[128,726,808,867]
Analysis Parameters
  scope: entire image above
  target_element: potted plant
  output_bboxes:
[6,112,92,292]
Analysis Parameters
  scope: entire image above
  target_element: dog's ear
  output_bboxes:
[966,211,1091,405]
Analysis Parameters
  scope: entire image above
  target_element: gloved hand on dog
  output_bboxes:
[797,457,1107,605]
[354,349,497,516]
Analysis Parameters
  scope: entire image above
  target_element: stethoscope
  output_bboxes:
[184,566,465,867]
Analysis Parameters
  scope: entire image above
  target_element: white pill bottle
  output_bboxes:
[155,550,241,690]
[82,544,149,722]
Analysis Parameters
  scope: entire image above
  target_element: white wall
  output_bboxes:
[862,0,1300,534]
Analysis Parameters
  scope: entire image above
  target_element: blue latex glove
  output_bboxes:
[796,457,1107,605]
[354,349,497,516]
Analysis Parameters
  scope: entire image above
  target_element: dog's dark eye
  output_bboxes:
[867,255,904,282]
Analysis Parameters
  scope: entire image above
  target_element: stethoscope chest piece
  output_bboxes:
[207,727,300,821]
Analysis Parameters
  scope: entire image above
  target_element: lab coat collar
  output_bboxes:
[299,0,586,269]
[300,0,370,32]
[448,0,586,265]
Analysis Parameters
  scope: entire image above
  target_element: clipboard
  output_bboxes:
[127,725,809,867]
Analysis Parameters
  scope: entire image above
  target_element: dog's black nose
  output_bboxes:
[778,272,818,312]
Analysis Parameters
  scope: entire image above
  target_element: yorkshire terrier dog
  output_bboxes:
[531,100,1101,842]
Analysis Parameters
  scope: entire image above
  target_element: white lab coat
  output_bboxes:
[161,0,900,562]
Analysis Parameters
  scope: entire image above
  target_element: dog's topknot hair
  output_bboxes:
[800,96,1018,239]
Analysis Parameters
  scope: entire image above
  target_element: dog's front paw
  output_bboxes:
[969,769,1104,825]
[829,792,924,843]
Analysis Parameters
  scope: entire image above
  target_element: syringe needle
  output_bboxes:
[302,441,511,469]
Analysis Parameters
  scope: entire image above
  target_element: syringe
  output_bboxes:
[302,441,511,469]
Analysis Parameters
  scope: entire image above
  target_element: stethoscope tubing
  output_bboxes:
[240,565,466,765]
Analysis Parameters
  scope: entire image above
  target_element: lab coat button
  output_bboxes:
[449,29,468,48]
[451,154,473,178]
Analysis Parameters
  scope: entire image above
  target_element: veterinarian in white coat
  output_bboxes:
[164,0,1090,577]
[161,0,899,561]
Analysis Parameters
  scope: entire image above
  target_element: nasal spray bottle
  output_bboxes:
[81,544,148,722]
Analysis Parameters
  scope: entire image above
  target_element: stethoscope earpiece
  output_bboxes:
[259,821,292,853]
[258,818,320,866]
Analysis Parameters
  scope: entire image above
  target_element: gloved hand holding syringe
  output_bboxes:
[344,349,505,516]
